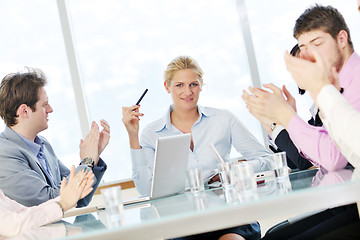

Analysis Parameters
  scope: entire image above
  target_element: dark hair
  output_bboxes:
[0,67,47,126]
[290,44,300,57]
[294,4,353,51]
[290,44,306,95]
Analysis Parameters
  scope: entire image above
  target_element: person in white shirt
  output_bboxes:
[122,56,269,240]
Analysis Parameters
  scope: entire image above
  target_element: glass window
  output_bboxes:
[67,0,262,181]
[4,1,357,183]
[0,0,82,168]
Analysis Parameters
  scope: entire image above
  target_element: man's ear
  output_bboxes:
[16,104,30,119]
[337,30,349,50]
[164,81,170,93]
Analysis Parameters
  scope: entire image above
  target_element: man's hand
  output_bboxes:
[98,119,110,156]
[282,85,297,112]
[80,121,100,164]
[242,84,296,128]
[284,47,338,100]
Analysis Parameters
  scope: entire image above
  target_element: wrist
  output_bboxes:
[80,157,94,169]
[56,201,65,216]
[312,83,334,101]
[278,107,296,129]
[129,135,141,149]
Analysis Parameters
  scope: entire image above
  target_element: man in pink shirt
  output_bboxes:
[242,4,360,171]
[243,4,360,240]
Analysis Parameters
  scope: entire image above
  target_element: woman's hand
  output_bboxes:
[59,166,95,212]
[122,105,144,149]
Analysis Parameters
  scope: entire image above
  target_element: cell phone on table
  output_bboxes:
[135,89,148,106]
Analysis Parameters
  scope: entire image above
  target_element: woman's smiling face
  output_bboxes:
[165,69,202,111]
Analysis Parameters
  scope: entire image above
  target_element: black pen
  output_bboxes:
[135,89,148,106]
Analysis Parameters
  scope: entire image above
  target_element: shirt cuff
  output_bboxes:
[94,158,107,172]
[271,125,285,144]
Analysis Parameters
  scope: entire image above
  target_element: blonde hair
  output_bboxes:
[164,56,204,86]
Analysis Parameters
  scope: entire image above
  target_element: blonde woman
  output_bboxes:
[123,56,269,240]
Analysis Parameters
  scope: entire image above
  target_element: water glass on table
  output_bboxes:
[232,161,257,197]
[218,162,236,189]
[187,167,205,195]
[101,186,124,228]
[269,152,289,181]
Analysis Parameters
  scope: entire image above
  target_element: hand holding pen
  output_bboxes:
[121,89,148,149]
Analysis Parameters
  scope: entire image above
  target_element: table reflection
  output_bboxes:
[312,168,353,187]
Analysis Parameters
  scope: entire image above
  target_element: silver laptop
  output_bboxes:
[150,133,191,199]
[122,133,191,206]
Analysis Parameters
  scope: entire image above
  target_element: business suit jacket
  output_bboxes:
[272,112,322,170]
[0,126,106,207]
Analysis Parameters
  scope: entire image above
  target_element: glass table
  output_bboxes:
[9,168,360,240]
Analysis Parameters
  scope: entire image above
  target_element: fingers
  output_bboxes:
[89,123,100,137]
[282,85,294,100]
[100,119,110,133]
[80,173,95,198]
[248,86,269,98]
[308,46,323,66]
[284,51,302,75]
[81,187,94,199]
[60,177,66,189]
[330,66,341,89]
[241,89,251,101]
[78,175,87,192]
[78,169,94,190]
[69,165,76,180]
[100,121,110,137]
[241,90,257,108]
[262,83,282,95]
[72,166,88,184]
[242,89,265,114]
[123,106,144,116]
[90,121,100,132]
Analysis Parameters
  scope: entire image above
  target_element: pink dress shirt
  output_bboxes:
[287,52,360,171]
[0,189,63,237]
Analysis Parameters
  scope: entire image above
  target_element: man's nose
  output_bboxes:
[47,104,53,113]
[299,48,308,60]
